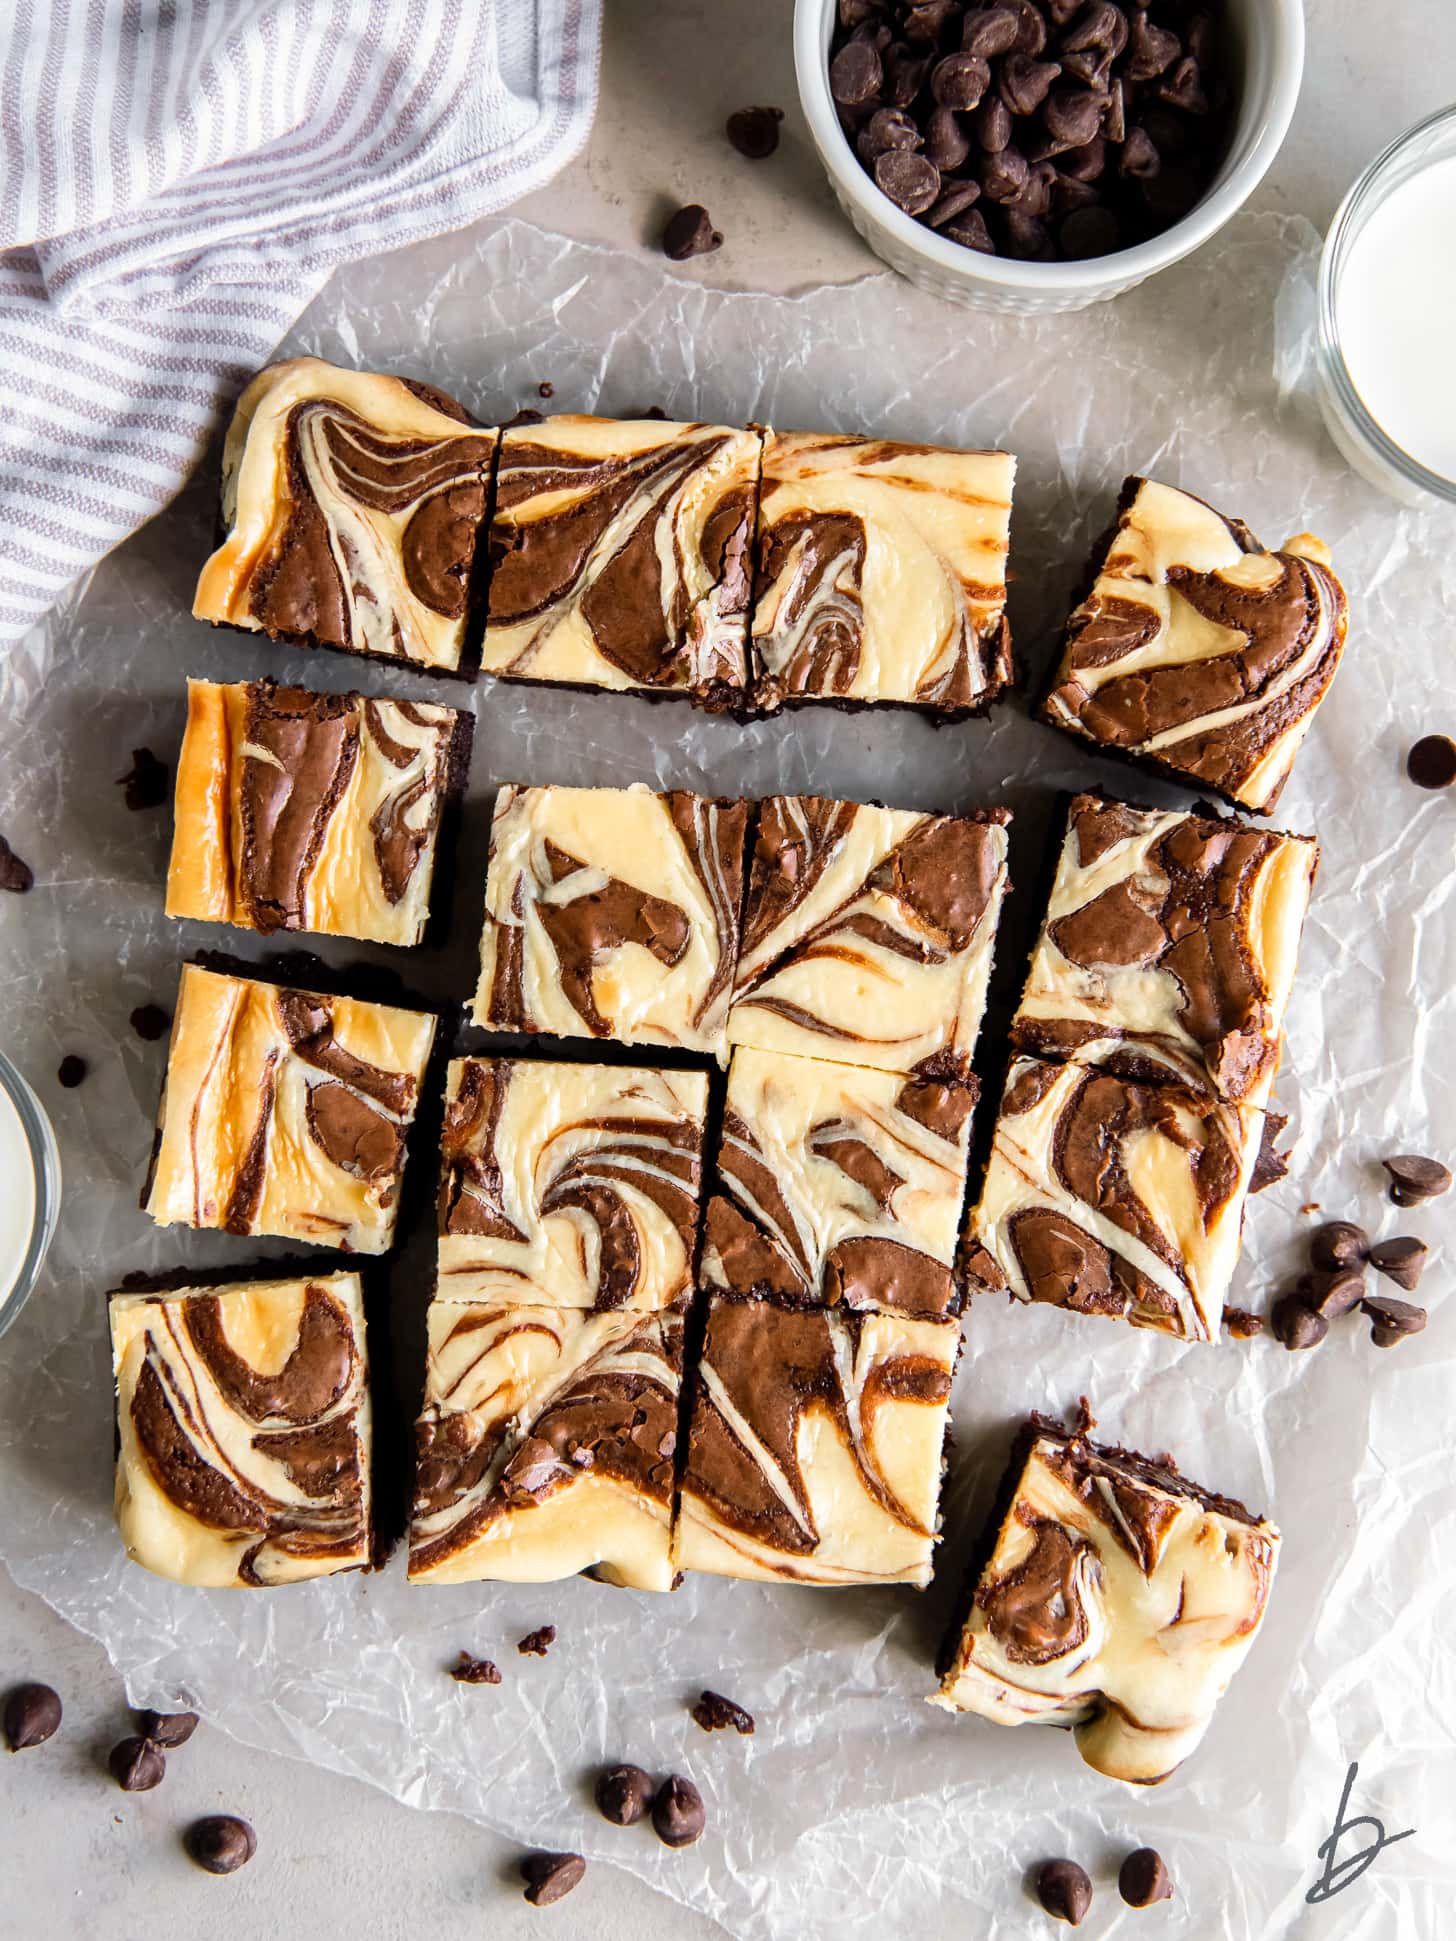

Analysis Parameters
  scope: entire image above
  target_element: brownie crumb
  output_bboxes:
[0,835,34,894]
[1223,1307,1263,1340]
[1300,1202,1321,1215]
[117,747,168,812]
[56,1055,87,1089]
[129,1004,172,1042]
[691,1689,755,1735]
[502,406,545,430]
[449,1652,501,1686]
[517,1625,556,1658]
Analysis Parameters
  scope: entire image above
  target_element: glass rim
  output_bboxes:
[1317,103,1456,507]
[0,1050,61,1339]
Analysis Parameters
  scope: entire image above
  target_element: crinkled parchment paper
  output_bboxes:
[1,213,1453,1939]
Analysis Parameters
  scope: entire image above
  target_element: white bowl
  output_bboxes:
[794,0,1305,313]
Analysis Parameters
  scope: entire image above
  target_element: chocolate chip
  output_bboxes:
[926,178,983,227]
[925,104,971,170]
[0,834,34,894]
[1003,0,1049,56]
[962,6,1021,58]
[1064,3,1128,55]
[521,1851,586,1906]
[1142,162,1201,221]
[726,105,784,159]
[117,747,168,812]
[1002,207,1054,257]
[1382,1155,1451,1206]
[1125,7,1180,79]
[1102,76,1127,141]
[830,38,884,105]
[1363,1295,1428,1348]
[1304,1267,1367,1320]
[652,1774,706,1848]
[139,1709,198,1747]
[1223,1306,1264,1340]
[932,52,991,110]
[109,1735,166,1792]
[129,1003,171,1042]
[1007,158,1057,217]
[1059,203,1121,257]
[943,206,995,250]
[874,148,942,213]
[862,106,923,158]
[56,1054,87,1089]
[1119,125,1161,177]
[973,92,1013,150]
[980,144,1029,201]
[1036,1858,1093,1925]
[999,51,1061,115]
[185,1814,257,1875]
[663,205,723,261]
[1043,86,1105,149]
[838,0,880,25]
[1059,48,1112,90]
[596,1763,655,1826]
[1407,734,1456,789]
[1061,135,1106,180]
[884,45,933,107]
[4,1683,61,1751]
[1311,1220,1369,1271]
[449,1651,501,1685]
[903,0,958,43]
[1119,1847,1174,1908]
[1158,54,1208,115]
[1367,1236,1428,1291]
[1272,1294,1328,1352]
[537,381,554,399]
[518,1625,556,1657]
[692,1690,755,1735]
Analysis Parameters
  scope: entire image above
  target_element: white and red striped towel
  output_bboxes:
[0,0,601,647]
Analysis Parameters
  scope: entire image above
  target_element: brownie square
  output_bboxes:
[702,1047,976,1319]
[749,431,1014,714]
[672,1294,958,1587]
[728,795,1010,1078]
[482,416,762,709]
[143,964,435,1254]
[110,1271,372,1586]
[1040,476,1348,813]
[932,1413,1280,1784]
[1011,792,1317,1108]
[472,783,749,1057]
[408,1303,682,1590]
[437,1056,708,1311]
[165,678,473,949]
[963,1056,1264,1342]
[194,357,497,674]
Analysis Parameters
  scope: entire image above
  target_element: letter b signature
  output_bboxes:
[1306,1762,1415,1904]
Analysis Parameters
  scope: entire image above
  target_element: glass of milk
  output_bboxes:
[1317,106,1456,507]
[0,1051,62,1338]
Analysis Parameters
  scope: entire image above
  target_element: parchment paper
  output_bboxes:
[1,212,1452,1939]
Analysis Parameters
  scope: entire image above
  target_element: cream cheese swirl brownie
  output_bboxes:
[673,1297,959,1587]
[165,679,473,948]
[437,1058,707,1311]
[1042,477,1348,813]
[194,357,497,672]
[110,1273,372,1587]
[750,432,1014,714]
[702,1048,976,1319]
[728,796,1010,1078]
[1012,793,1317,1108]
[408,1304,682,1590]
[483,416,762,709]
[933,1414,1280,1786]
[964,1057,1264,1342]
[143,965,435,1254]
[472,783,749,1057]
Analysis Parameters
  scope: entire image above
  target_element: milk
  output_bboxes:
[1335,155,1456,484]
[0,1079,38,1302]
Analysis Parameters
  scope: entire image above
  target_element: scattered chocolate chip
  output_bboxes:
[596,1763,655,1827]
[449,1651,502,1685]
[521,1850,586,1907]
[1036,1857,1093,1925]
[1272,1294,1328,1352]
[56,1054,87,1089]
[1407,734,1456,790]
[692,1690,755,1735]
[643,405,668,420]
[1301,1267,1366,1319]
[129,1003,171,1042]
[4,1682,62,1751]
[1119,1846,1174,1908]
[663,204,723,261]
[1367,1236,1428,1291]
[652,1773,706,1848]
[1223,1306,1264,1340]
[1382,1154,1451,1206]
[185,1814,257,1875]
[518,1626,556,1657]
[537,381,554,399]
[726,105,784,160]
[109,1735,166,1792]
[1311,1220,1369,1272]
[117,747,168,812]
[0,834,34,894]
[139,1709,198,1747]
[1363,1294,1428,1348]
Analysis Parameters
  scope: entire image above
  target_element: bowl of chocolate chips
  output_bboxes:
[795,0,1304,311]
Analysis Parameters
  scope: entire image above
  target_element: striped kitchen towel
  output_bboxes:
[0,0,601,648]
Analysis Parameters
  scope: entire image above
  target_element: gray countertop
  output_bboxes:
[4,2,1454,1935]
